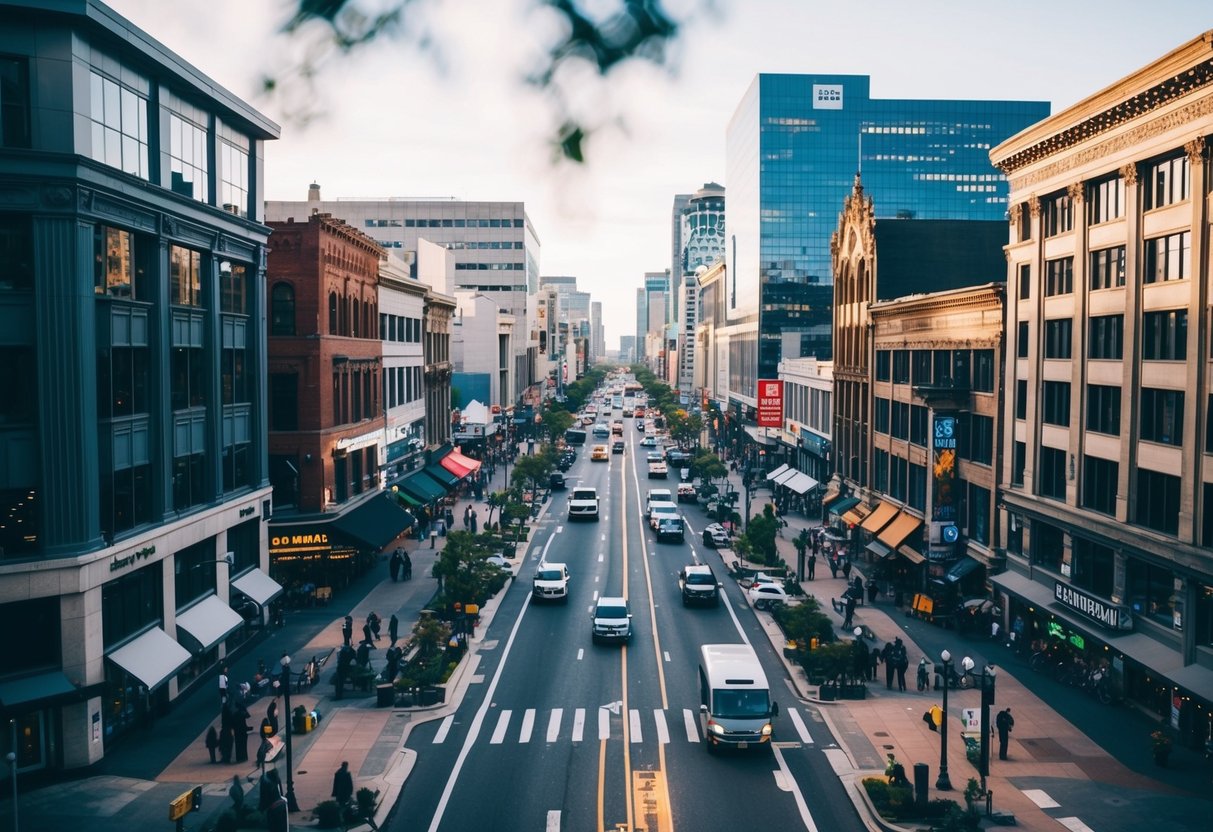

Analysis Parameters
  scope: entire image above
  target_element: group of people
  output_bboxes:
[206,669,266,766]
[228,768,288,832]
[388,548,412,582]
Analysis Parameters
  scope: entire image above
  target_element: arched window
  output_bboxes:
[363,302,371,339]
[271,283,296,336]
[328,292,338,334]
[353,299,361,338]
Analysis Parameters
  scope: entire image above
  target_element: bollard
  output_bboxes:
[913,762,929,810]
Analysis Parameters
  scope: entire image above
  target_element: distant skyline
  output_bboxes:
[110,0,1212,348]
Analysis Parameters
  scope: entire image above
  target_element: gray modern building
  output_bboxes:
[0,0,279,772]
[675,183,725,399]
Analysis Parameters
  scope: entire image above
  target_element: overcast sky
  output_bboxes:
[109,0,1211,348]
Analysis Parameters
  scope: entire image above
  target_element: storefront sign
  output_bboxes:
[110,545,156,572]
[270,530,332,556]
[756,379,783,428]
[1054,581,1132,631]
[932,414,957,524]
[239,506,256,518]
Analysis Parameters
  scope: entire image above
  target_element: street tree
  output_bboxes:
[542,408,574,440]
[432,530,500,610]
[484,489,510,531]
[793,529,811,583]
[690,449,726,485]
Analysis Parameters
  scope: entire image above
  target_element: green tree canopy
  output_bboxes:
[432,531,502,610]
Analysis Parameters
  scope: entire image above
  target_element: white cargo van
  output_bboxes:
[568,487,600,521]
[698,644,778,752]
[645,488,673,518]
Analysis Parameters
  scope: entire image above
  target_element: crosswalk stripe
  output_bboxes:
[433,715,454,744]
[629,709,642,743]
[572,708,585,742]
[653,709,670,744]
[490,710,511,744]
[598,707,610,740]
[683,709,699,743]
[547,709,563,743]
[519,709,535,743]
[788,708,813,745]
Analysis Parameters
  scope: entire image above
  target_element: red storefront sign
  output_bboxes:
[756,379,783,427]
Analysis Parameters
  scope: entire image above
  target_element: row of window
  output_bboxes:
[333,367,379,427]
[874,348,996,392]
[1033,446,1181,535]
[385,365,423,409]
[454,262,525,271]
[873,399,993,465]
[1019,310,1187,361]
[381,313,422,343]
[1037,381,1183,445]
[364,218,525,229]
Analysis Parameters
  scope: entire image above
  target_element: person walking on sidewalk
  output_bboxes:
[205,725,219,763]
[368,611,382,641]
[881,642,895,690]
[342,615,353,648]
[841,558,853,581]
[843,593,856,629]
[389,613,399,646]
[402,551,412,580]
[892,638,909,691]
[807,552,816,580]
[332,760,354,807]
[917,657,930,692]
[463,505,471,530]
[996,707,1014,760]
[470,508,478,533]
[389,549,402,582]
[868,646,880,681]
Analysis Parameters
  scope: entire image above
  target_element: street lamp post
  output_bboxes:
[976,663,997,796]
[278,654,300,812]
[936,649,954,791]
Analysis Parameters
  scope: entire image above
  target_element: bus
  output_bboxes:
[564,428,587,445]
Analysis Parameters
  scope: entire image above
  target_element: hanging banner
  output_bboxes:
[756,379,783,428]
[932,413,957,524]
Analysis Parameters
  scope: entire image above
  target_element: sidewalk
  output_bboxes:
[722,467,1213,830]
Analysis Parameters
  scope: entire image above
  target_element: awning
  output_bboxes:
[878,511,924,549]
[393,489,421,508]
[175,595,245,651]
[399,470,446,503]
[0,671,78,710]
[331,494,415,551]
[106,627,192,691]
[828,496,860,516]
[821,488,843,508]
[898,545,926,564]
[944,556,983,583]
[784,472,819,495]
[232,568,285,607]
[865,540,892,558]
[441,449,481,478]
[860,502,900,533]
[766,463,790,481]
[743,425,776,445]
[773,468,799,486]
[423,463,460,489]
[841,507,868,526]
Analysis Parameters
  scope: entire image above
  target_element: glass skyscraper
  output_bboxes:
[725,74,1049,382]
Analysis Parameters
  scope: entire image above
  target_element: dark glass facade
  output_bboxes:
[726,74,1049,380]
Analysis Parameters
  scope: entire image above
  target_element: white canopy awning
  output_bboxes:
[232,568,284,607]
[773,467,799,486]
[107,627,192,691]
[784,472,819,495]
[765,463,790,481]
[176,594,245,651]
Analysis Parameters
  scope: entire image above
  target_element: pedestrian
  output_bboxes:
[219,666,229,704]
[852,575,864,600]
[470,509,478,533]
[229,775,245,812]
[342,615,353,648]
[868,646,880,681]
[389,549,401,582]
[368,611,381,641]
[892,638,909,691]
[917,657,930,692]
[259,767,283,811]
[265,792,289,832]
[841,558,853,580]
[332,760,354,806]
[362,621,373,645]
[996,707,1014,760]
[255,733,272,775]
[463,505,471,530]
[807,552,816,580]
[851,640,869,681]
[444,506,455,529]
[881,642,895,690]
[402,551,412,580]
[867,578,879,604]
[389,613,399,646]
[828,553,839,580]
[233,703,252,763]
[843,593,856,629]
[219,718,234,764]
[205,725,220,763]
[266,698,279,737]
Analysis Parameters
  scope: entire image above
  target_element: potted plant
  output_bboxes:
[1151,729,1172,766]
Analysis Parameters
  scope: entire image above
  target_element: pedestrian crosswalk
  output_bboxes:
[431,706,818,747]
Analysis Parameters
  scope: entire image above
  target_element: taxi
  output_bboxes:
[591,444,610,462]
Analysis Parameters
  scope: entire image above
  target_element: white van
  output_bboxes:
[645,488,673,518]
[698,644,779,752]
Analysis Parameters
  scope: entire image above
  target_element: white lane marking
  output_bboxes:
[598,707,610,740]
[594,576,600,583]
[489,710,512,744]
[598,553,604,562]
[788,708,814,745]
[546,709,563,743]
[601,533,606,541]
[546,810,561,832]
[577,648,584,661]
[629,709,642,743]
[519,709,535,743]
[1023,790,1060,809]
[572,708,586,742]
[593,590,599,601]
[432,715,454,744]
[663,651,671,662]
[1056,819,1095,832]
[772,743,820,831]
[556,525,564,534]
[683,709,699,742]
[653,709,670,744]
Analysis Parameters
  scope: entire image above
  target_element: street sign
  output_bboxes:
[168,785,202,823]
[962,708,981,732]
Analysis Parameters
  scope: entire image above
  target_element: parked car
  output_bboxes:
[702,523,731,549]
[748,583,791,611]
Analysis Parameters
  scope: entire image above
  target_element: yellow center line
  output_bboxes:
[597,737,607,832]
[620,456,634,830]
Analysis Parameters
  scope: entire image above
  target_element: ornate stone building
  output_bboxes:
[990,31,1213,733]
[424,291,455,448]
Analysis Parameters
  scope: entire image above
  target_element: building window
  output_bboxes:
[875,350,890,381]
[172,452,207,512]
[329,292,339,334]
[1139,388,1183,446]
[220,347,247,406]
[1031,521,1064,572]
[94,225,153,300]
[910,405,927,447]
[170,346,205,410]
[890,455,907,502]
[97,345,150,420]
[222,443,250,493]
[908,463,926,512]
[1087,175,1124,225]
[874,449,888,493]
[1011,441,1026,486]
[912,350,932,386]
[170,245,203,307]
[1143,231,1190,284]
[219,137,249,217]
[1015,379,1028,420]
[1086,384,1121,435]
[269,373,298,431]
[1082,456,1118,516]
[0,56,31,148]
[967,415,993,466]
[1016,321,1029,358]
[1042,192,1072,237]
[1045,257,1073,296]
[972,350,994,393]
[101,563,163,649]
[174,540,217,610]
[1141,309,1186,360]
[220,262,246,314]
[168,113,208,202]
[1143,153,1189,210]
[1089,246,1125,290]
[1072,538,1115,597]
[892,350,909,383]
[89,71,148,179]
[1038,446,1066,500]
[271,283,295,336]
[1017,263,1029,300]
[1126,556,1178,625]
[1044,318,1072,359]
[0,347,36,425]
[874,397,890,434]
[100,461,152,539]
[891,402,909,441]
[0,213,33,291]
[1042,382,1070,427]
[968,483,990,545]
[1015,203,1030,242]
[1088,315,1123,359]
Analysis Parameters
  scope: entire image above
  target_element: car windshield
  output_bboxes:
[596,606,628,619]
[712,689,770,719]
[686,573,714,585]
[536,569,564,581]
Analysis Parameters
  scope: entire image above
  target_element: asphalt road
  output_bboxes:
[392,414,867,832]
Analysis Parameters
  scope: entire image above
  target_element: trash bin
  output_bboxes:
[376,683,395,708]
[913,763,929,810]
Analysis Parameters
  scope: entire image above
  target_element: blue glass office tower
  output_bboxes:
[725,74,1049,383]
